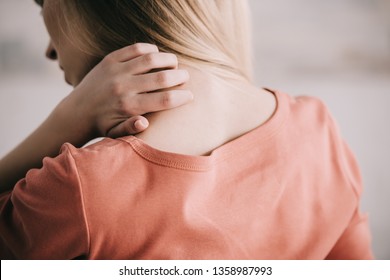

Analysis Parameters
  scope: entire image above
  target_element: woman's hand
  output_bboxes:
[57,43,192,140]
[0,43,192,193]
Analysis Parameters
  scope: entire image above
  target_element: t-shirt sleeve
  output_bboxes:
[326,207,374,259]
[0,144,89,259]
[325,114,374,260]
[316,101,373,260]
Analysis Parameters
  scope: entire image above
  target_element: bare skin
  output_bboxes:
[138,66,277,156]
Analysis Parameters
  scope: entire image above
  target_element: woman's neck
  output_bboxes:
[135,65,276,156]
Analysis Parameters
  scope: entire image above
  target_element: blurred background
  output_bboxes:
[0,0,389,259]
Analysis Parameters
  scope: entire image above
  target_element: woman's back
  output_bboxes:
[0,89,373,259]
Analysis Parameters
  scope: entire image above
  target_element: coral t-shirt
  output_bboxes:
[0,90,373,259]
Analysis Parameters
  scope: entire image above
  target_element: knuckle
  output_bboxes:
[103,52,115,64]
[155,72,171,87]
[101,57,116,73]
[161,91,174,108]
[144,43,159,53]
[131,43,147,56]
[131,43,158,57]
[143,53,157,66]
[108,79,123,96]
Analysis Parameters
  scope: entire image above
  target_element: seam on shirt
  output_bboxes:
[343,148,361,201]
[123,141,213,172]
[121,121,286,172]
[325,110,361,202]
[119,101,288,171]
[66,145,91,258]
[345,173,360,206]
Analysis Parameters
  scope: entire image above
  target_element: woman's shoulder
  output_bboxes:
[60,137,138,164]
[274,90,340,135]
[275,90,363,197]
[275,89,330,118]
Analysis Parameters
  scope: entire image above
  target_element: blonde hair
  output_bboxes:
[60,0,253,82]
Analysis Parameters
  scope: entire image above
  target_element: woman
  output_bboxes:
[0,0,373,259]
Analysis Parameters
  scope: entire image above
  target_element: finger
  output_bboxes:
[133,69,189,93]
[132,90,193,115]
[107,116,149,138]
[105,43,159,63]
[123,52,178,75]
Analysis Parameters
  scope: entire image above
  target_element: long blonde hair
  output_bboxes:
[60,0,253,82]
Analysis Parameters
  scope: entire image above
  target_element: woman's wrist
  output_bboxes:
[50,90,98,147]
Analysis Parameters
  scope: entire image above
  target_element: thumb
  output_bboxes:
[107,116,149,138]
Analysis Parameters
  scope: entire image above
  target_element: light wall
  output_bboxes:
[0,0,389,259]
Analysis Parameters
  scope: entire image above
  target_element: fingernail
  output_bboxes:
[135,119,148,130]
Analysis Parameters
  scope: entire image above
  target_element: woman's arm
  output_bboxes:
[326,208,374,259]
[0,43,192,193]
